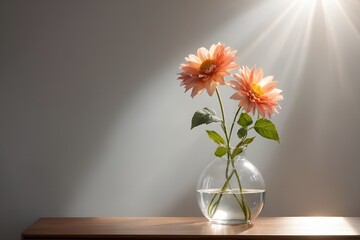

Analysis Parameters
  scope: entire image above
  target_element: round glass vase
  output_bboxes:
[196,152,265,225]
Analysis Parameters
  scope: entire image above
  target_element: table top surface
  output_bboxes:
[22,217,360,239]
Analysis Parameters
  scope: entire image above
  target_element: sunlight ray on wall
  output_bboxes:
[240,1,298,60]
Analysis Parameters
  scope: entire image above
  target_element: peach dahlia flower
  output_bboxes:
[178,43,238,98]
[228,66,283,118]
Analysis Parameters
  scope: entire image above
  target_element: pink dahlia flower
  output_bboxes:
[228,66,283,118]
[178,42,238,98]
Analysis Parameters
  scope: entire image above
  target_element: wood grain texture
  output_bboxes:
[22,217,360,239]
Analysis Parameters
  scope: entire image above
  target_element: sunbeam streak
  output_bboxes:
[274,0,317,99]
[249,0,360,214]
[333,0,360,41]
[320,0,360,97]
[266,1,307,75]
[240,0,298,60]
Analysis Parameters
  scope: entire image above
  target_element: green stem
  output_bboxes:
[232,160,252,221]
[215,88,231,179]
[207,88,251,222]
[229,107,242,141]
[215,89,230,145]
[208,194,222,217]
[207,170,235,217]
[225,158,231,179]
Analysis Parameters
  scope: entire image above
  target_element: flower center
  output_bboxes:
[247,84,264,102]
[252,83,264,97]
[200,59,216,74]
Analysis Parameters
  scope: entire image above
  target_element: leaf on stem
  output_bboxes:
[215,146,227,157]
[237,128,247,138]
[238,112,253,127]
[254,118,280,142]
[231,147,243,159]
[241,137,255,145]
[206,130,226,145]
[191,107,221,129]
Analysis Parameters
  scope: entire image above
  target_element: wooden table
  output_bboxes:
[22,217,360,239]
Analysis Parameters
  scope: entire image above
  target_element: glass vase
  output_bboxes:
[196,152,265,225]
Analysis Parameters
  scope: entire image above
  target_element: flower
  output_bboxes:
[178,42,238,98]
[228,66,283,118]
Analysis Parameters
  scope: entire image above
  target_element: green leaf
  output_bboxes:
[254,118,280,142]
[215,146,227,157]
[191,107,221,129]
[238,112,253,127]
[241,137,255,145]
[206,130,226,145]
[231,147,243,159]
[237,128,247,138]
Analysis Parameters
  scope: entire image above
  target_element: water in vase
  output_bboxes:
[197,188,265,224]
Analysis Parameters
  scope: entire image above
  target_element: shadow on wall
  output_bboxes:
[0,0,266,239]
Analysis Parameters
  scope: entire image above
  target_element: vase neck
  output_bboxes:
[219,149,246,161]
[234,151,246,160]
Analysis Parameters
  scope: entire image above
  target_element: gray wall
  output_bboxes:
[1,0,360,239]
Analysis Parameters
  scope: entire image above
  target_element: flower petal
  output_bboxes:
[178,43,238,97]
[229,66,283,116]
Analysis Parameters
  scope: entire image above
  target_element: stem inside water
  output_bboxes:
[207,89,251,222]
